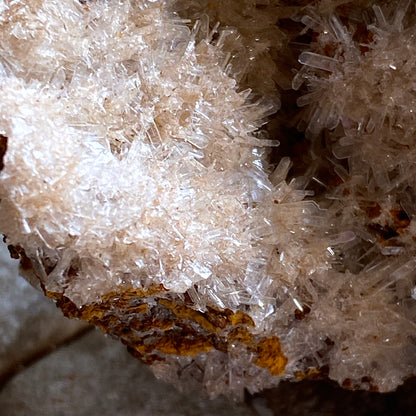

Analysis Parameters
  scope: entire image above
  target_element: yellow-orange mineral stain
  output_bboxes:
[253,336,288,376]
[153,333,214,356]
[158,299,219,333]
[45,283,287,375]
[294,368,322,381]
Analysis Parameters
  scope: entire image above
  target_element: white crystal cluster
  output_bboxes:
[0,0,297,306]
[174,0,285,99]
[1,0,416,399]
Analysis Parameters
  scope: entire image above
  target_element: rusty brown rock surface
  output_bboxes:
[46,285,287,376]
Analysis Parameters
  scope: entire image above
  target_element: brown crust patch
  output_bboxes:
[390,209,410,231]
[7,244,33,270]
[0,134,7,171]
[342,376,379,392]
[294,366,329,381]
[294,305,311,320]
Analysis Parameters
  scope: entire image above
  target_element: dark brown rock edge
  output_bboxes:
[0,135,7,172]
[10,244,288,380]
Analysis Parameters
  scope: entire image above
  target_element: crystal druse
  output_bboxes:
[1,0,416,399]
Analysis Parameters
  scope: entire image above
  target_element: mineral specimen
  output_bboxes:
[1,0,416,399]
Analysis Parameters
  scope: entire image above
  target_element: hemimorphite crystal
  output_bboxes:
[1,0,415,399]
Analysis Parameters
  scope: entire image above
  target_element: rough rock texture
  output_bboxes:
[0,328,257,416]
[1,0,416,399]
[0,240,88,387]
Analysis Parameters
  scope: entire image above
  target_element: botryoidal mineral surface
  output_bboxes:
[1,0,416,399]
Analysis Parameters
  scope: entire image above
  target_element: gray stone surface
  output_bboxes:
[0,241,87,384]
[0,329,256,416]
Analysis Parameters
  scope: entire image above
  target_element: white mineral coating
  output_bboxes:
[0,0,416,399]
[0,0,317,312]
